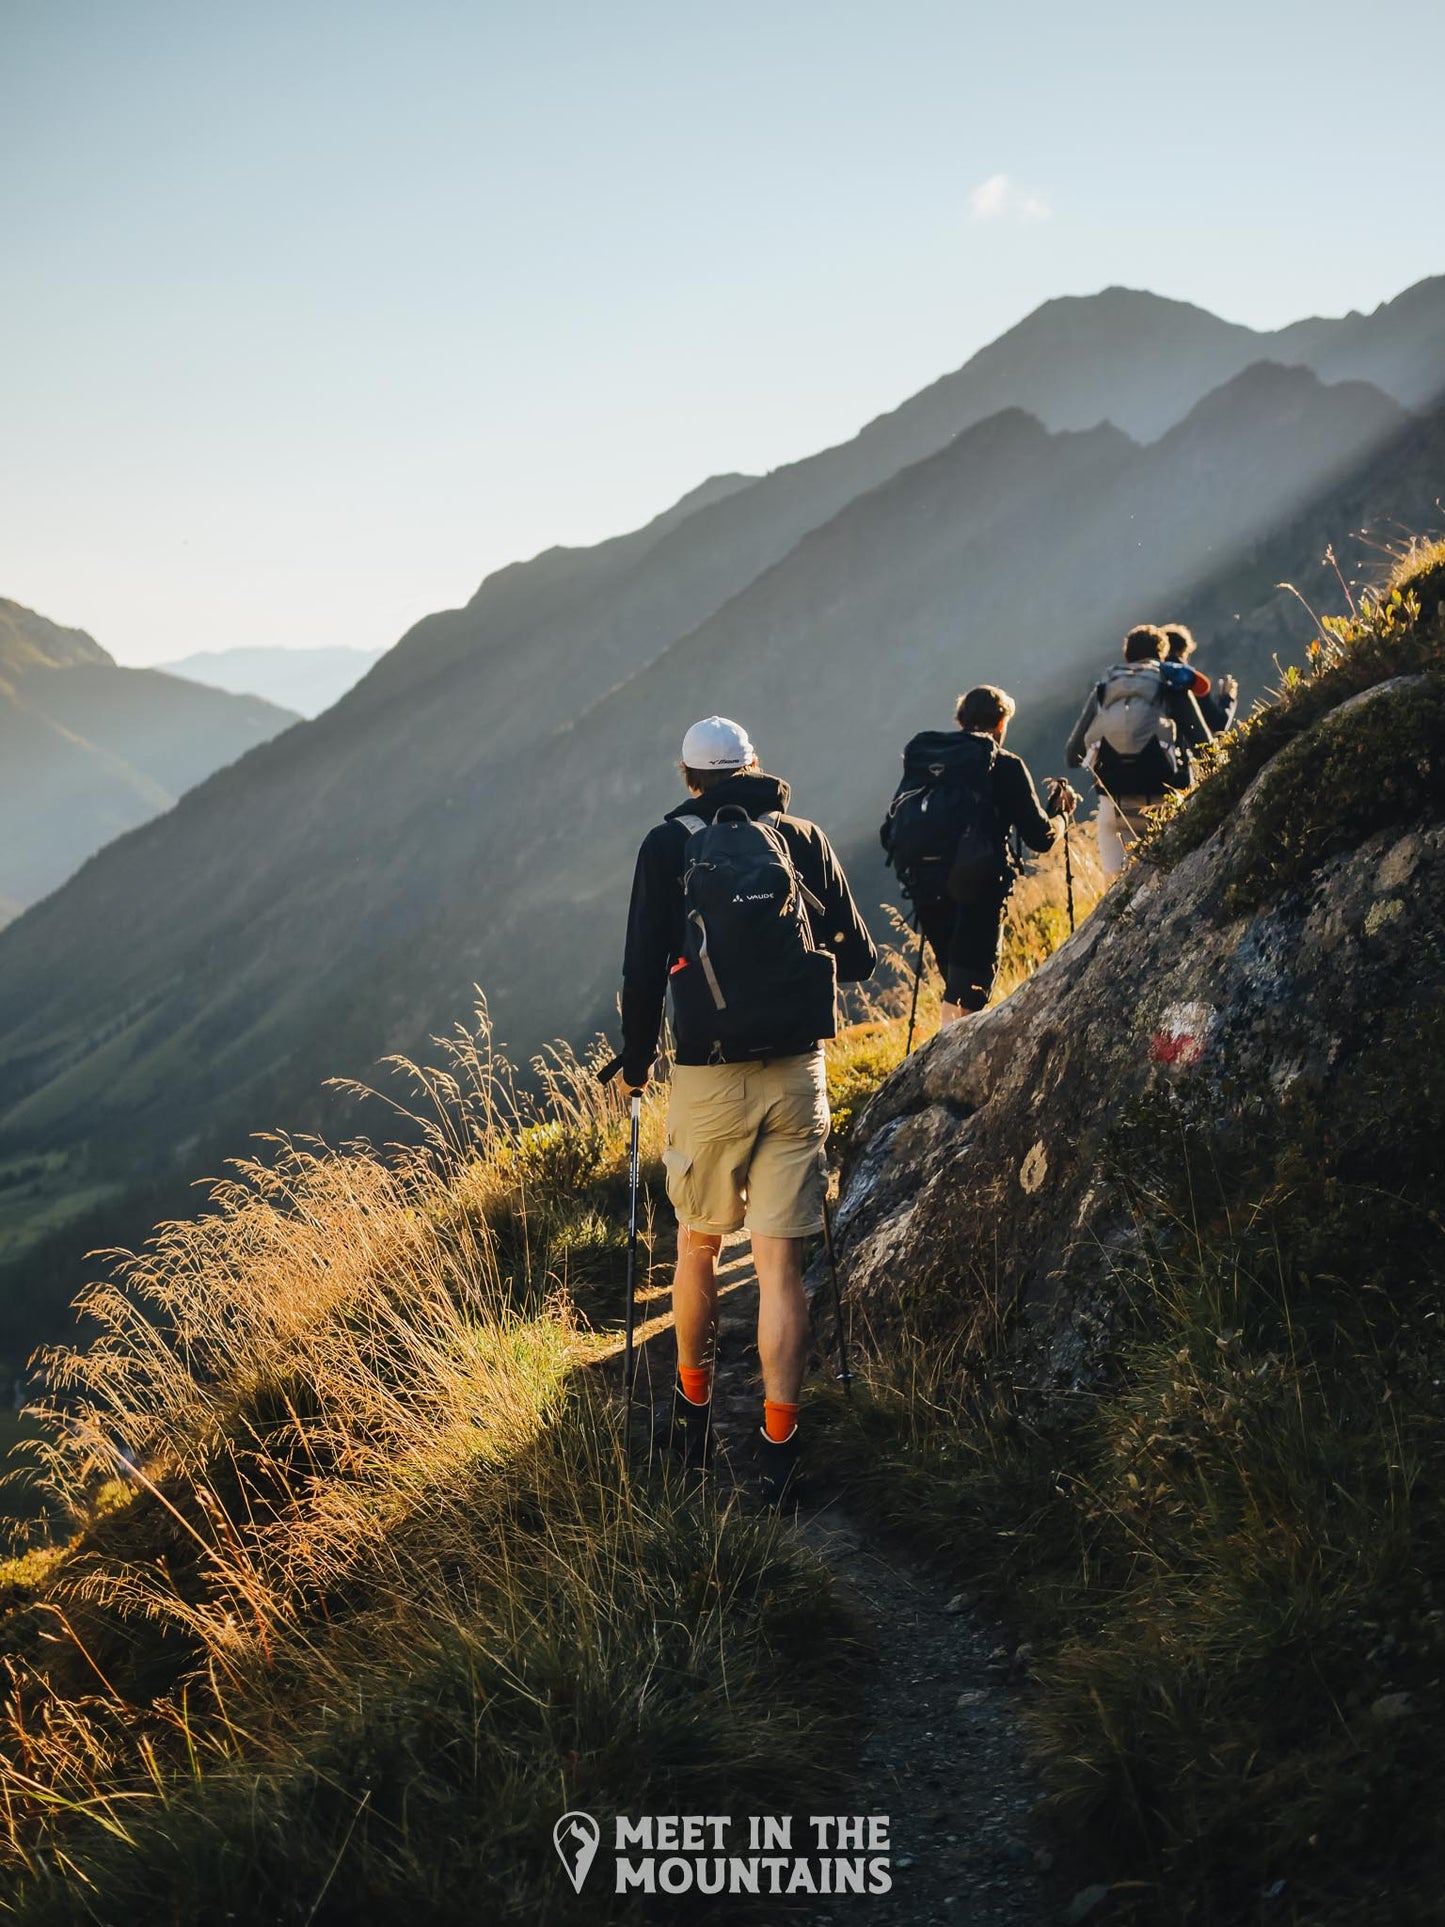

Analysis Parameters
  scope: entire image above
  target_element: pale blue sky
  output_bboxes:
[5,0,1443,666]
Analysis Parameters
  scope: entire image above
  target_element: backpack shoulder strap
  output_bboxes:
[762,810,826,913]
[674,814,707,836]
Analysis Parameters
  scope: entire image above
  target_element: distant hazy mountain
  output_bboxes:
[0,274,1441,1356]
[0,600,298,920]
[158,646,386,718]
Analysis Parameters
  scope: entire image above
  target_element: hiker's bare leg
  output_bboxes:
[1095,796,1127,878]
[672,1224,722,1369]
[751,1232,808,1404]
[940,1000,965,1026]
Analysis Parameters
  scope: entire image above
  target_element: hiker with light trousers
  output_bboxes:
[881,684,1078,1029]
[1066,624,1212,877]
[616,716,876,1503]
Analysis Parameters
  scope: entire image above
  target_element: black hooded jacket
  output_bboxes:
[620,770,876,1085]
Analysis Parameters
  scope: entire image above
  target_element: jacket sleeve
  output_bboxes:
[1168,686,1214,754]
[619,827,680,1085]
[798,827,877,984]
[1161,661,1211,701]
[1000,756,1062,855]
[1200,685,1237,733]
[1065,691,1098,769]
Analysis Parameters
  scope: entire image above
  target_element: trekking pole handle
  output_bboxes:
[627,1094,642,1226]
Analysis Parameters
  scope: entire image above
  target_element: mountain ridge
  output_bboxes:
[0,600,113,676]
[0,369,1409,1152]
[0,599,299,923]
[157,647,386,720]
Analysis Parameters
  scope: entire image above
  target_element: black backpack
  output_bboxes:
[668,807,837,1060]
[880,731,1005,905]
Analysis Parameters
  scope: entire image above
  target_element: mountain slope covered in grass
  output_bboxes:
[0,600,298,919]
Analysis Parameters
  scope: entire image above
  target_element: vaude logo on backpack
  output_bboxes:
[880,730,1005,905]
[1084,662,1183,795]
[670,807,837,1059]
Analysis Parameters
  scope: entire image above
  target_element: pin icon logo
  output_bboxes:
[553,1811,601,1893]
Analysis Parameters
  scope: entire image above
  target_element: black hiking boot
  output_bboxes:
[652,1383,713,1468]
[755,1427,802,1507]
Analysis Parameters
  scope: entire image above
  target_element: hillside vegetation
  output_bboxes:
[0,1032,861,1923]
[825,542,1445,1923]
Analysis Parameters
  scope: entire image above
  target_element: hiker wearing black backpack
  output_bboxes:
[1066,624,1212,878]
[1164,622,1239,735]
[617,716,876,1503]
[881,685,1079,1028]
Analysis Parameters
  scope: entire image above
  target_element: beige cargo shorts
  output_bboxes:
[663,1051,829,1239]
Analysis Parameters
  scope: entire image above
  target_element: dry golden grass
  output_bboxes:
[0,1015,854,1922]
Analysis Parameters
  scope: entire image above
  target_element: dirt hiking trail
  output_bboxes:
[601,1232,1061,1927]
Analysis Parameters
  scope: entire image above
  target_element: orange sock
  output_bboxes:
[763,1399,800,1443]
[678,1364,713,1406]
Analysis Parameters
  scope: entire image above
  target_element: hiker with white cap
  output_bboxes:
[616,716,876,1502]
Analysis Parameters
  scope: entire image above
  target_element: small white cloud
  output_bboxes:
[969,172,1010,219]
[969,173,1051,224]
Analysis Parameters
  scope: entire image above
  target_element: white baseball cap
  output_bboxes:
[680,715,755,770]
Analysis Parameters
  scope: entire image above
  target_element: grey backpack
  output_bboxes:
[1085,663,1182,794]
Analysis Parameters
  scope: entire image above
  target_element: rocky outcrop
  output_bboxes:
[836,663,1445,1387]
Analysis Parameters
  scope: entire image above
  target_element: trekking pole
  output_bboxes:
[903,915,926,1062]
[623,1091,642,1417]
[1064,816,1076,933]
[598,1055,644,1452]
[820,1196,853,1399]
[1049,779,1076,934]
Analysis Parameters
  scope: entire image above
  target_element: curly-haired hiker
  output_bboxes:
[1066,624,1212,877]
[616,716,876,1503]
